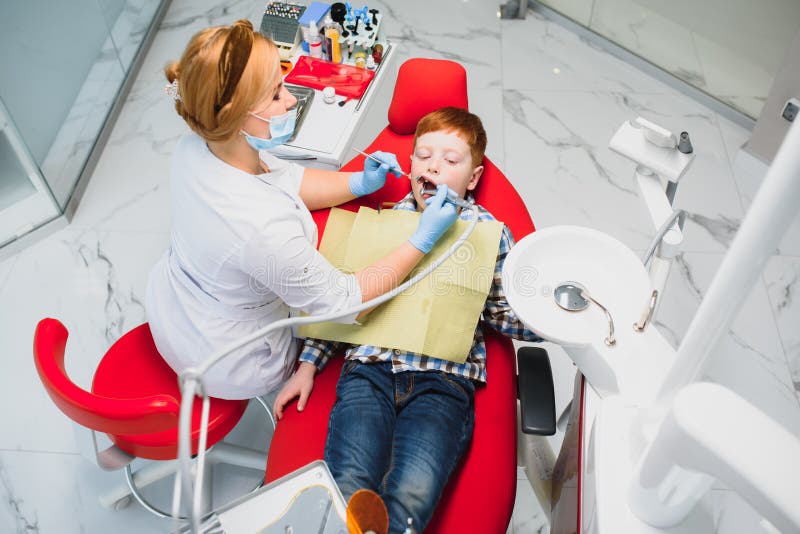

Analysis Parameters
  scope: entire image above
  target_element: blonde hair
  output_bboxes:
[165,19,280,142]
[414,107,487,168]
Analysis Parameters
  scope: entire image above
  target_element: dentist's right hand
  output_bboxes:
[408,184,459,253]
[349,151,403,197]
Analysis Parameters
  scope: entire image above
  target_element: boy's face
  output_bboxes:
[409,130,484,211]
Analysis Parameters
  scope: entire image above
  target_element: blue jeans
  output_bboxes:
[324,361,475,533]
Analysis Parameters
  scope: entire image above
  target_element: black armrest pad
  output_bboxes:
[517,346,556,436]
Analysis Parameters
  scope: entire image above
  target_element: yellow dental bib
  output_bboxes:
[298,207,503,363]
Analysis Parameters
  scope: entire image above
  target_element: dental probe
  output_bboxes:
[351,147,411,178]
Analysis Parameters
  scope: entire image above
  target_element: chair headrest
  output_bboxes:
[387,58,469,135]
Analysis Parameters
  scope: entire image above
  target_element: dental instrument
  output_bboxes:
[173,196,481,533]
[609,118,694,305]
[420,186,472,209]
[350,147,409,177]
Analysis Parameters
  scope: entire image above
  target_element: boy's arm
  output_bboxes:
[482,226,543,342]
[274,338,343,420]
[273,361,316,419]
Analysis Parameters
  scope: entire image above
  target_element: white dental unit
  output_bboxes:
[503,118,800,533]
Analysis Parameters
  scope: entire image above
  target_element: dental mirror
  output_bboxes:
[554,282,590,312]
[554,281,616,346]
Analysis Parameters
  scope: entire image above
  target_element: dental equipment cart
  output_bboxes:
[264,4,397,171]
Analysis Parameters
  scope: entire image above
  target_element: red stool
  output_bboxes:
[34,319,272,516]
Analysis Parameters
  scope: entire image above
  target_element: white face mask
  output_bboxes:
[240,109,297,150]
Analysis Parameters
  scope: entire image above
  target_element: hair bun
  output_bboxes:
[165,19,278,142]
[231,19,253,31]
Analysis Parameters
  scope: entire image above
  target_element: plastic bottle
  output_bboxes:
[308,22,322,59]
[352,46,366,69]
[320,15,330,60]
[323,15,342,63]
[371,43,384,64]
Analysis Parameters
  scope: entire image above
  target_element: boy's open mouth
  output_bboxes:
[416,176,437,199]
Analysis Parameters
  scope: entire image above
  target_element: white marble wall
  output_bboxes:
[541,0,800,119]
[1,1,798,533]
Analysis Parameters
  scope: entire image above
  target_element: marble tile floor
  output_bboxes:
[2,1,799,532]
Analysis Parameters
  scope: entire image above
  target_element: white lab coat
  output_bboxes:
[146,133,361,399]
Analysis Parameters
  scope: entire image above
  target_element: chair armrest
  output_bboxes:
[517,346,556,436]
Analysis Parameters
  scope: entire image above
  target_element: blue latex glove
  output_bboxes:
[349,151,402,197]
[408,184,459,254]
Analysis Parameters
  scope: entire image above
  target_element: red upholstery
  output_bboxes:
[34,319,248,460]
[388,58,469,135]
[266,59,536,533]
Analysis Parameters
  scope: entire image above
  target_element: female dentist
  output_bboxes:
[146,20,456,401]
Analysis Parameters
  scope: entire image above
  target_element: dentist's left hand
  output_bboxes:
[273,362,317,420]
[349,151,403,196]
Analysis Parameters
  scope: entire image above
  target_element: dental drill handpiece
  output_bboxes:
[420,185,472,209]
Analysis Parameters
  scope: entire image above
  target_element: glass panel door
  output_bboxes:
[0,98,59,247]
[0,0,166,250]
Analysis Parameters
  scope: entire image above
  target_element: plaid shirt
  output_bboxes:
[299,192,541,383]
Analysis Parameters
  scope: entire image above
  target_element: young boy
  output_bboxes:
[274,107,541,532]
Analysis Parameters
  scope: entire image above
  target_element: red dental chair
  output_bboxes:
[266,58,551,533]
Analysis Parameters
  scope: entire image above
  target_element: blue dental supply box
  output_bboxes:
[298,1,331,28]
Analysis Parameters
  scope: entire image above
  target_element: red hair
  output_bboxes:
[413,107,487,168]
